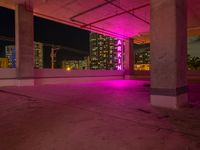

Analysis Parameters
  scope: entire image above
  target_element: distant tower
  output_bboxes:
[50,47,59,69]
[5,45,16,68]
[89,32,124,70]
[34,42,43,68]
[5,42,44,69]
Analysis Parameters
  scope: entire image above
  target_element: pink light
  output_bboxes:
[117,53,122,57]
[116,39,123,71]
[117,40,122,45]
[117,65,122,70]
[117,46,122,51]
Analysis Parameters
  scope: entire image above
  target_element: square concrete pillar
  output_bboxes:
[124,38,134,79]
[150,0,188,109]
[15,4,34,86]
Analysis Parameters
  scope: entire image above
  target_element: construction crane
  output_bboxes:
[43,43,88,55]
[0,35,89,55]
[50,47,59,69]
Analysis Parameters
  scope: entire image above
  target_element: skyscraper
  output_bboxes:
[34,42,43,69]
[5,42,44,68]
[5,45,16,68]
[62,57,90,70]
[89,32,124,70]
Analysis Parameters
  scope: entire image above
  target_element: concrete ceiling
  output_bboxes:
[0,0,200,39]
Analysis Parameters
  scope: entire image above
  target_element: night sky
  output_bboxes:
[0,6,90,68]
[0,7,15,36]
[34,17,90,52]
[0,6,90,51]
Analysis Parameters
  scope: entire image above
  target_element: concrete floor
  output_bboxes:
[0,80,200,150]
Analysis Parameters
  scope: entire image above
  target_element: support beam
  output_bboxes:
[124,38,134,79]
[0,0,15,10]
[150,0,188,109]
[15,4,34,86]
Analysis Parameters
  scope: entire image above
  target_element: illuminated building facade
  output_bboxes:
[34,42,43,69]
[89,32,124,70]
[4,42,43,69]
[5,45,16,68]
[62,57,90,70]
[0,58,8,68]
[134,44,150,71]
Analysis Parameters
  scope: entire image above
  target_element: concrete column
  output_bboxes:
[150,0,188,109]
[15,4,34,86]
[124,38,134,79]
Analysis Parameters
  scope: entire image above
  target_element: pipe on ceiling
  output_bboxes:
[70,0,116,20]
[34,12,128,39]
[81,3,150,28]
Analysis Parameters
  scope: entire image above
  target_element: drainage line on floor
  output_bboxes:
[0,89,32,99]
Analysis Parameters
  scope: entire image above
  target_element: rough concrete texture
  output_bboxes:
[0,80,200,150]
[151,0,187,89]
[16,4,34,78]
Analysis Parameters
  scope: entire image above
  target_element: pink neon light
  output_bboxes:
[117,46,122,51]
[116,39,123,70]
[117,65,122,70]
[117,53,122,57]
[117,40,122,45]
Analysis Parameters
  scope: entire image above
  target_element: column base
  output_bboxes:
[16,79,34,86]
[150,93,188,109]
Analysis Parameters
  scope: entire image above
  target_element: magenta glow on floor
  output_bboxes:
[0,80,200,150]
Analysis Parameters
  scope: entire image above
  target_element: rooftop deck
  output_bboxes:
[0,80,200,150]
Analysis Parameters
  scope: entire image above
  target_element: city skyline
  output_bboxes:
[0,6,90,53]
[0,5,200,70]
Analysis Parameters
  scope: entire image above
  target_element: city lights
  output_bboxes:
[66,67,71,71]
[90,33,124,70]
